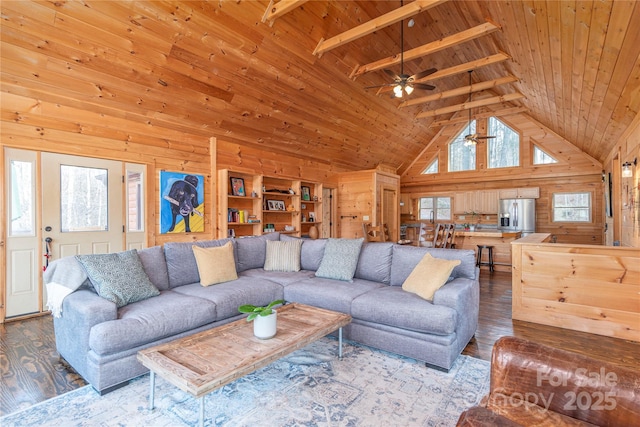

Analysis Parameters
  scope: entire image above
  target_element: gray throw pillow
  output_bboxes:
[264,239,303,272]
[315,238,364,282]
[75,250,160,308]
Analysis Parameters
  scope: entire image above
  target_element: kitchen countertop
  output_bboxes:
[456,230,522,238]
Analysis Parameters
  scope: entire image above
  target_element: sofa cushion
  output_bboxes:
[239,268,316,286]
[354,242,394,284]
[264,239,303,272]
[88,290,216,355]
[280,235,327,271]
[351,286,457,335]
[390,245,476,286]
[192,242,238,286]
[137,246,170,291]
[315,238,364,282]
[171,276,283,320]
[284,277,384,314]
[75,250,160,308]
[164,238,233,288]
[402,253,461,301]
[235,233,280,273]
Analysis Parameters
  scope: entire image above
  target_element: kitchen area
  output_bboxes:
[400,187,540,272]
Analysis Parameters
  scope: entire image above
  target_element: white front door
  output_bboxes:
[4,150,145,319]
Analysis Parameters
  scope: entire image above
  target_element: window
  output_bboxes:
[488,117,519,168]
[422,158,438,174]
[533,146,558,164]
[60,165,109,232]
[449,121,476,172]
[553,192,591,222]
[127,170,144,231]
[419,197,451,221]
[9,160,35,236]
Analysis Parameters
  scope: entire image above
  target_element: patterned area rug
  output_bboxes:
[1,337,490,427]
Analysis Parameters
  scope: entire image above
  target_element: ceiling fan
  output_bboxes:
[464,70,495,146]
[365,6,436,98]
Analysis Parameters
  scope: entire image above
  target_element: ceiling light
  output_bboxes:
[393,85,403,97]
[408,18,415,28]
[622,158,637,178]
[405,85,414,95]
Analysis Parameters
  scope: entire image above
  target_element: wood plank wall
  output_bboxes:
[400,111,605,245]
[512,236,640,342]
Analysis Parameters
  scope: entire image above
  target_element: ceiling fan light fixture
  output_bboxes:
[405,84,414,95]
[393,84,403,97]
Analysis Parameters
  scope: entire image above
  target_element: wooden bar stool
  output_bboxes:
[476,245,494,272]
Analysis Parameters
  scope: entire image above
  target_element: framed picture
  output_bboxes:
[267,200,286,211]
[301,186,311,201]
[160,171,204,234]
[604,172,612,217]
[308,212,316,222]
[230,177,245,197]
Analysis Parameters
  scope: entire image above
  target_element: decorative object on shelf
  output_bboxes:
[264,223,275,233]
[286,204,295,212]
[301,214,306,222]
[284,225,295,232]
[230,177,245,196]
[228,229,235,238]
[267,200,286,211]
[313,195,318,201]
[251,190,258,198]
[160,171,204,234]
[308,225,319,240]
[308,212,316,222]
[301,203,306,210]
[462,223,471,231]
[238,299,285,339]
[301,186,311,201]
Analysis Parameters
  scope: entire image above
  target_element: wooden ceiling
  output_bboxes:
[2,1,639,173]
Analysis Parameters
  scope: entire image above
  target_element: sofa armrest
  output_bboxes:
[433,277,479,344]
[52,290,117,378]
[488,336,640,426]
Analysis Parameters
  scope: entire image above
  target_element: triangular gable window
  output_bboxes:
[422,158,438,174]
[533,146,558,164]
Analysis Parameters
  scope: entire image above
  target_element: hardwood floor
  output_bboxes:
[1,270,639,417]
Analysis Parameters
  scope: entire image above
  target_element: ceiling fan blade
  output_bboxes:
[383,69,400,80]
[476,135,496,139]
[410,68,437,81]
[412,83,436,91]
[364,83,397,89]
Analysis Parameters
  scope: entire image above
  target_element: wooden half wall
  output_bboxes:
[512,234,640,342]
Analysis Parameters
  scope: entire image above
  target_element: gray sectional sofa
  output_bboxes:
[48,233,479,394]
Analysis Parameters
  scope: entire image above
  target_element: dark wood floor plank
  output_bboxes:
[1,270,639,417]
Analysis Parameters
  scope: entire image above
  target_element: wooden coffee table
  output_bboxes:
[137,303,351,427]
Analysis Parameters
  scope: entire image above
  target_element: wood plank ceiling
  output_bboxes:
[1,1,639,172]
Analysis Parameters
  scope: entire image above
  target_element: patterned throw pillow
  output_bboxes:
[264,239,303,272]
[402,253,461,301]
[315,238,364,282]
[192,241,238,286]
[75,250,160,308]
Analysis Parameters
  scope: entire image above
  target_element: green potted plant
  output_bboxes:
[464,211,480,231]
[238,299,285,339]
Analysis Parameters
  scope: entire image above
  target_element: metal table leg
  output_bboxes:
[199,396,205,427]
[149,371,155,410]
[338,327,343,360]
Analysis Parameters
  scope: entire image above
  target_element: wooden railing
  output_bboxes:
[511,234,640,342]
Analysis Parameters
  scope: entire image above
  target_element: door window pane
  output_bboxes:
[9,160,35,236]
[60,165,108,232]
[127,170,144,231]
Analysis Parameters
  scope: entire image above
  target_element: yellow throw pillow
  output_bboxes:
[402,253,461,301]
[192,241,238,286]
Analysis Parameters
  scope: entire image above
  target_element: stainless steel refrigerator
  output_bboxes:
[498,199,536,235]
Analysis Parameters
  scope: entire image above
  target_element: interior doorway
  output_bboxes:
[3,149,146,320]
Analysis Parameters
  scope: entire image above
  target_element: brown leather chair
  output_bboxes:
[457,336,640,426]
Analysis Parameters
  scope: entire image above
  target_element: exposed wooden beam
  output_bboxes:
[398,75,519,108]
[262,0,309,25]
[416,92,525,119]
[313,0,449,56]
[351,20,501,78]
[377,52,512,95]
[429,106,529,127]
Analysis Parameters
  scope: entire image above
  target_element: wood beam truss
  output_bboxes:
[262,0,310,25]
[416,92,525,119]
[429,106,529,127]
[350,20,501,78]
[398,75,519,108]
[313,0,449,56]
[376,52,511,95]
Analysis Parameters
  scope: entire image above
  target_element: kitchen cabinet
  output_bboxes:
[499,187,540,199]
[453,190,499,214]
[400,193,412,215]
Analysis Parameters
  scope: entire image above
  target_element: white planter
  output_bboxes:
[253,310,277,339]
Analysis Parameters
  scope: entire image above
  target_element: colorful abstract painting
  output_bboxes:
[160,171,204,233]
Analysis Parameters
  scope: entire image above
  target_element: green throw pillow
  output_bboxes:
[315,238,364,282]
[76,250,160,308]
